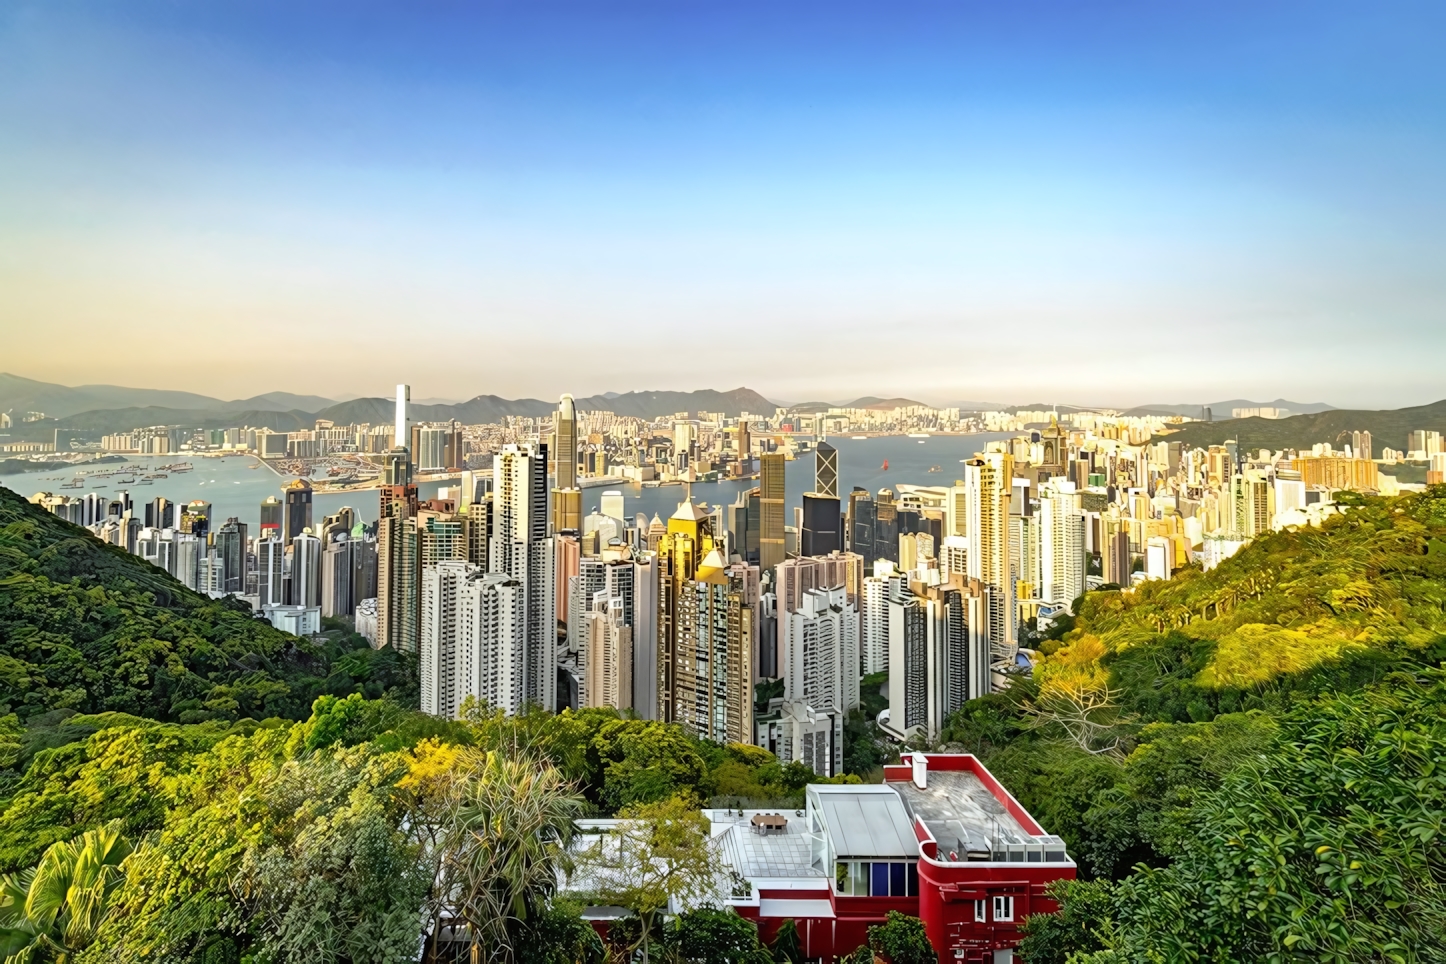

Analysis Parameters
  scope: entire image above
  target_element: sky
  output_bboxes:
[2,1,1444,410]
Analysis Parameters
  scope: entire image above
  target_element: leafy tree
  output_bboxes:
[1065,669,1446,961]
[434,750,585,964]
[866,911,934,964]
[0,715,235,874]
[1016,878,1115,964]
[577,795,720,963]
[0,821,131,962]
[769,918,803,963]
[86,726,430,964]
[668,906,772,964]
[513,900,607,964]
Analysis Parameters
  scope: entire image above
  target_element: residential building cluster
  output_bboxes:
[32,476,378,638]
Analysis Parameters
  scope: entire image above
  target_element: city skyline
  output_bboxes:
[4,2,1446,407]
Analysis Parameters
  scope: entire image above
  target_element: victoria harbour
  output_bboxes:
[1,432,1016,528]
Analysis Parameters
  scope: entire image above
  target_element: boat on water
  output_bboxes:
[917,440,926,444]
[907,432,930,438]
[927,465,942,472]
[881,459,889,470]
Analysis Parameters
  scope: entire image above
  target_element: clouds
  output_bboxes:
[1,1,1444,408]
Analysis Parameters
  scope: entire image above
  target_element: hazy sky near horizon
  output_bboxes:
[3,1,1445,409]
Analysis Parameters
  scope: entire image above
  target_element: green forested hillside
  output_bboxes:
[0,485,413,723]
[945,487,1446,961]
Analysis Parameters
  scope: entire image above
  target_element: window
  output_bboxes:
[907,861,919,897]
[871,861,890,897]
[974,899,987,922]
[890,861,906,897]
[836,862,850,894]
[993,896,1015,922]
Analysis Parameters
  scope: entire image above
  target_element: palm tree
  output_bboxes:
[434,750,585,964]
[0,823,132,963]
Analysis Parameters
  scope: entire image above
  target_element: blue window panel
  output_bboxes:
[907,861,919,897]
[890,862,906,897]
[871,861,889,897]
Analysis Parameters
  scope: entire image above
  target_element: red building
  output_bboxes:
[715,753,1075,963]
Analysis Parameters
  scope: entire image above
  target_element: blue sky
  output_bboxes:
[2,1,1443,408]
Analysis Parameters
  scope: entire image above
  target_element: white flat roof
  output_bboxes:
[759,898,835,920]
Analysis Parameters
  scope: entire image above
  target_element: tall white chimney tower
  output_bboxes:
[395,384,410,448]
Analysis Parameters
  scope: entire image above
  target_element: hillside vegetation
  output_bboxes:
[0,485,414,724]
[942,487,1446,960]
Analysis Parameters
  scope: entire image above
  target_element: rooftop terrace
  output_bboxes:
[888,758,1073,866]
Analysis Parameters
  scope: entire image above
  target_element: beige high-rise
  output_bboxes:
[964,452,1015,671]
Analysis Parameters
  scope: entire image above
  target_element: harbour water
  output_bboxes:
[2,433,1015,532]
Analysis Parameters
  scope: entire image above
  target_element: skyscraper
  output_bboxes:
[395,383,409,449]
[801,493,842,556]
[378,516,420,652]
[1039,479,1085,608]
[551,395,581,535]
[964,452,1016,672]
[729,487,761,565]
[418,426,450,472]
[554,394,578,490]
[656,499,756,742]
[772,585,857,775]
[282,479,313,548]
[322,530,356,617]
[215,518,247,595]
[492,442,556,710]
[814,440,838,498]
[257,534,285,609]
[421,562,527,718]
[759,452,786,571]
[290,529,323,609]
[582,592,633,711]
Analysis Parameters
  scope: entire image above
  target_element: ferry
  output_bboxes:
[907,432,930,438]
[851,435,867,440]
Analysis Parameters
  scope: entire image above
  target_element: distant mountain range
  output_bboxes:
[1154,399,1446,452]
[0,375,783,440]
[0,374,338,420]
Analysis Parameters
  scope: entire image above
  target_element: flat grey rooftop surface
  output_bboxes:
[711,810,820,879]
[890,770,1033,854]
